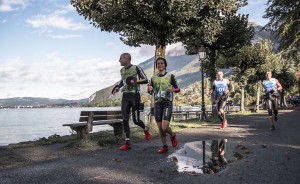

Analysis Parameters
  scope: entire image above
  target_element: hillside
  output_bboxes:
[0,97,88,107]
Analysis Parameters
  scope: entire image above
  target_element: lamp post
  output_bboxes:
[199,46,208,121]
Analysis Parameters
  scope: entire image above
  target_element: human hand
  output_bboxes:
[147,85,153,91]
[112,87,119,95]
[166,88,174,92]
[224,89,229,94]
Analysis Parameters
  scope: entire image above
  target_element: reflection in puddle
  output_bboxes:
[168,139,237,174]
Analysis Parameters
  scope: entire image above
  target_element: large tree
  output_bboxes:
[72,0,193,48]
[230,40,272,111]
[232,39,297,109]
[263,0,300,51]
[71,0,247,54]
[180,11,254,80]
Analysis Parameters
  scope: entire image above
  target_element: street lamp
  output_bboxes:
[199,45,208,121]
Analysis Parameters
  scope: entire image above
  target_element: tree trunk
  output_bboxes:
[280,89,286,107]
[240,86,245,112]
[256,86,260,111]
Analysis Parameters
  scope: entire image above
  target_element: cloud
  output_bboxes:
[129,42,186,60]
[1,19,7,23]
[129,45,155,59]
[0,0,29,12]
[248,0,266,5]
[105,42,119,50]
[121,42,187,65]
[53,4,75,15]
[166,42,186,56]
[48,34,81,39]
[0,54,121,99]
[25,3,89,34]
[26,14,88,31]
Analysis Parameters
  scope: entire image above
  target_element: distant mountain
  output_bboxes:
[0,97,88,107]
[89,24,277,104]
[250,22,279,49]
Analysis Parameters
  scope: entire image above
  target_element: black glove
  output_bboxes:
[125,76,137,87]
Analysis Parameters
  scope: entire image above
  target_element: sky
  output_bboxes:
[0,0,269,100]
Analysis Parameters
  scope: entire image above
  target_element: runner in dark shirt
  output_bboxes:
[112,53,150,150]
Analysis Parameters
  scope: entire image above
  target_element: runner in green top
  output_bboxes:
[112,53,150,150]
[147,57,180,153]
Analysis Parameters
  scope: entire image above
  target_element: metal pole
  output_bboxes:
[202,140,205,164]
[201,58,207,121]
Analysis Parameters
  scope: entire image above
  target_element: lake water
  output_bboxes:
[0,107,121,146]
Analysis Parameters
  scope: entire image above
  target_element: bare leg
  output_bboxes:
[157,122,167,146]
[157,120,174,146]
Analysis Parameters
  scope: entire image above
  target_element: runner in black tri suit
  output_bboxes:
[112,53,150,150]
[262,71,282,130]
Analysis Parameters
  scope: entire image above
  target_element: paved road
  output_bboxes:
[0,109,299,184]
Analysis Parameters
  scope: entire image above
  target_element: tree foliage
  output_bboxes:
[231,39,297,100]
[180,12,254,80]
[71,0,247,50]
[263,0,300,51]
[72,0,195,47]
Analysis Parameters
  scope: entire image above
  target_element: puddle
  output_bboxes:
[168,139,241,174]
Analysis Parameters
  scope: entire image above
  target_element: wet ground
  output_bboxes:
[168,139,239,174]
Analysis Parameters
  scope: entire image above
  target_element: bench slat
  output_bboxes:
[80,110,121,116]
[79,114,122,122]
[63,120,122,128]
[63,123,86,127]
[93,120,122,125]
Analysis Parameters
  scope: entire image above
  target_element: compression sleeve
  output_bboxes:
[171,74,180,93]
[136,65,148,84]
[118,79,123,88]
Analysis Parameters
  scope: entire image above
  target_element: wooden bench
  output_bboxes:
[63,110,123,140]
[172,110,212,121]
[245,106,257,113]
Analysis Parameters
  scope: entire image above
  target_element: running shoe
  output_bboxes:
[171,134,178,147]
[120,143,131,150]
[220,119,228,129]
[274,115,278,121]
[220,121,225,129]
[144,128,151,141]
[158,146,168,153]
[271,124,276,130]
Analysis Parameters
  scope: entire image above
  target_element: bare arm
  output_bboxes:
[225,80,232,94]
[276,79,282,91]
[210,81,215,95]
